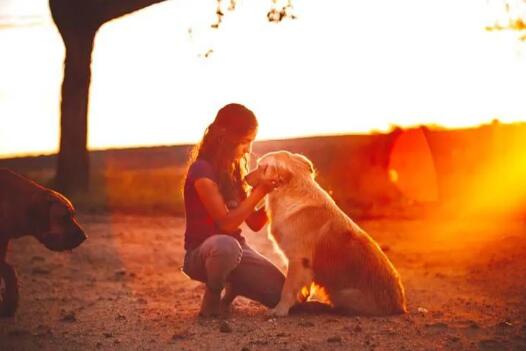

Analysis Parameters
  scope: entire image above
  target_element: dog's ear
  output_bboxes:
[263,160,279,182]
[270,157,293,184]
[294,154,315,176]
[278,166,292,184]
[26,192,51,234]
[46,190,75,213]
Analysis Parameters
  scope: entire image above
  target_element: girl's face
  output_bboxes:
[234,129,257,160]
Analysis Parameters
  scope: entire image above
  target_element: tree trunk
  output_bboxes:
[55,28,96,194]
[49,0,168,195]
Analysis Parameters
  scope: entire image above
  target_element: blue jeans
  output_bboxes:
[183,235,285,308]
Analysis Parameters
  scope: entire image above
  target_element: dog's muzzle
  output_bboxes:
[38,229,87,252]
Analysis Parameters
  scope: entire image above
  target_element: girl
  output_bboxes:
[182,103,285,317]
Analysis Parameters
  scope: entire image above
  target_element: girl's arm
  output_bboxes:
[194,178,273,233]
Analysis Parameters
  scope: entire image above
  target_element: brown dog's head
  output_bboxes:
[28,190,87,252]
[245,151,315,188]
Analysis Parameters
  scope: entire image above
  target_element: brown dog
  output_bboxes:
[0,169,87,317]
[246,151,407,317]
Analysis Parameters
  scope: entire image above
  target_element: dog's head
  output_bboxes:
[245,151,315,188]
[28,190,87,252]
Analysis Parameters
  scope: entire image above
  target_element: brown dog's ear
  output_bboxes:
[47,190,75,212]
[26,193,51,234]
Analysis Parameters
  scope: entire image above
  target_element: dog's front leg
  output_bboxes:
[268,259,312,317]
[0,240,19,318]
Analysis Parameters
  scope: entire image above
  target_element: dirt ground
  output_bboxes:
[1,213,525,351]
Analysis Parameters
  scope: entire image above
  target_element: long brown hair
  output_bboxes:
[188,103,258,206]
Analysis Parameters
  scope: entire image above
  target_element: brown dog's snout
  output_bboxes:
[70,229,87,248]
[65,218,87,248]
[39,223,87,251]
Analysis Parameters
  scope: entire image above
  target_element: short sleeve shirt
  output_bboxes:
[183,159,244,251]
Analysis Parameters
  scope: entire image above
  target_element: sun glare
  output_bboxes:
[461,125,526,217]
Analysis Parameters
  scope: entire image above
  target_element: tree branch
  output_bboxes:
[49,0,170,30]
[95,0,169,25]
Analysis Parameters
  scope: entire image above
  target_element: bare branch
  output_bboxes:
[267,0,296,23]
[484,0,526,40]
[49,0,170,29]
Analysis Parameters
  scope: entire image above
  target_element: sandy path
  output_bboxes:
[1,214,525,350]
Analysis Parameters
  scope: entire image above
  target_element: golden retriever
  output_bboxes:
[245,151,407,317]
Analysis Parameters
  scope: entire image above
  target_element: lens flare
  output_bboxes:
[388,128,439,203]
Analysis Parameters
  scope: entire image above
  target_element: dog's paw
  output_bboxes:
[0,301,17,318]
[0,286,19,318]
[266,305,290,317]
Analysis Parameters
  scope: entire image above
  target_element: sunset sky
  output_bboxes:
[1,0,525,158]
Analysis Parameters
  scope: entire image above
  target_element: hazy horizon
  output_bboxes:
[2,119,525,160]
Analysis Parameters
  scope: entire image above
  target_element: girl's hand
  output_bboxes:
[246,164,280,193]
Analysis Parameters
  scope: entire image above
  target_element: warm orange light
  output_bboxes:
[388,128,439,203]
[459,124,526,218]
[301,282,331,305]
[421,123,526,249]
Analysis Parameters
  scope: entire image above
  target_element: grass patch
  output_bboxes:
[24,167,186,215]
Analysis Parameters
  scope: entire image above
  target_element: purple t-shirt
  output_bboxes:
[183,159,244,251]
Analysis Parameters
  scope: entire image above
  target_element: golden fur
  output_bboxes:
[248,151,407,316]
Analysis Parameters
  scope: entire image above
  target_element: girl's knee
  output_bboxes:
[207,235,243,262]
[257,282,284,308]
